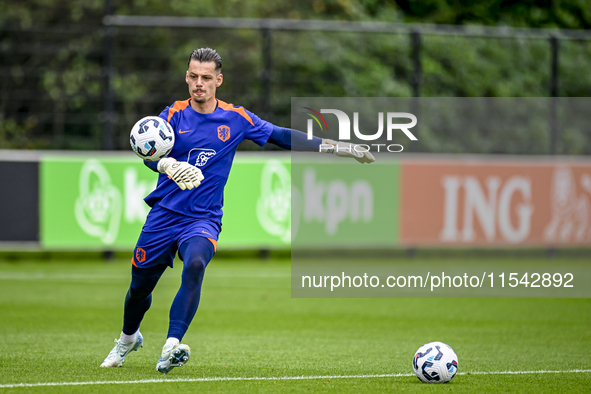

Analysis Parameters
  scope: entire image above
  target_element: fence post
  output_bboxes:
[261,27,273,123]
[549,34,559,155]
[102,0,115,150]
[410,29,422,151]
[411,29,422,97]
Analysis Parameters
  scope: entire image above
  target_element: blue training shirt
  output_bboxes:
[144,98,273,224]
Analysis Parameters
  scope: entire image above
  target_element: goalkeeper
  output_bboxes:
[100,47,374,374]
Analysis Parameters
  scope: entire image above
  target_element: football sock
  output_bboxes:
[120,330,138,343]
[167,236,215,341]
[165,337,180,348]
[122,263,167,335]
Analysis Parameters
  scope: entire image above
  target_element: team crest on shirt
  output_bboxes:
[217,125,230,142]
[188,148,217,167]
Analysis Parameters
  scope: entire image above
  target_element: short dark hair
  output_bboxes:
[188,48,222,73]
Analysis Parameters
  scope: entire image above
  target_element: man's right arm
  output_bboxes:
[143,160,159,172]
[143,158,204,191]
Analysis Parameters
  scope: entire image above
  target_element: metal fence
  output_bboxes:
[2,16,591,153]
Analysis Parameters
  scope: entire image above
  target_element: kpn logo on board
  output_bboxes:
[302,107,418,153]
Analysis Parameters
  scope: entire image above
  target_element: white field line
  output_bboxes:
[1,369,590,389]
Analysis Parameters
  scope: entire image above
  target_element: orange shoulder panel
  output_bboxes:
[167,99,191,122]
[217,100,255,126]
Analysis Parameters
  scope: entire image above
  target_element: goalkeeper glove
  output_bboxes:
[157,157,204,190]
[320,139,376,164]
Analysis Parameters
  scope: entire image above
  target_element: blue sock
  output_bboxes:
[167,236,215,341]
[122,264,167,335]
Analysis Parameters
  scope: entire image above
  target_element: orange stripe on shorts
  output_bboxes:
[207,238,217,252]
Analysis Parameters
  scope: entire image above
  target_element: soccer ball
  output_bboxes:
[129,116,175,161]
[412,341,458,383]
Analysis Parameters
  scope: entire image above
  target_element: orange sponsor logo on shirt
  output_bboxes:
[217,125,230,142]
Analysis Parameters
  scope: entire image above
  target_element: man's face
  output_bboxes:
[185,60,223,104]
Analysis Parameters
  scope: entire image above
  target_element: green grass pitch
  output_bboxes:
[0,254,590,393]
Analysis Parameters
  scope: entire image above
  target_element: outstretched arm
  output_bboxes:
[267,125,323,151]
[267,125,375,164]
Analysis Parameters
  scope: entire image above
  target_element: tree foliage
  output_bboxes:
[1,0,590,153]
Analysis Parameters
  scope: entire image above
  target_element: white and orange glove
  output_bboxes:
[319,139,375,164]
[157,158,204,190]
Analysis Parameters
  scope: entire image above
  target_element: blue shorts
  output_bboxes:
[132,204,220,268]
